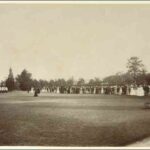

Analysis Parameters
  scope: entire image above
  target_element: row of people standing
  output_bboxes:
[102,85,148,96]
[37,85,150,96]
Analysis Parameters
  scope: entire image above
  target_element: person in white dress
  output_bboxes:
[1,87,4,93]
[56,87,60,94]
[137,85,144,96]
[114,86,117,95]
[134,85,138,96]
[130,85,135,96]
[101,86,104,94]
[80,87,83,94]
[70,87,72,94]
[119,86,122,95]
[93,87,96,94]
[148,86,150,96]
[0,87,2,93]
[126,85,129,95]
[6,87,8,93]
[30,87,34,93]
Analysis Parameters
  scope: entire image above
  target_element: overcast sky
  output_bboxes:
[0,4,150,81]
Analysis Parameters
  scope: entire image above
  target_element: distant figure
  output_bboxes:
[117,86,120,95]
[114,86,117,95]
[5,87,8,93]
[143,85,149,96]
[30,87,34,93]
[126,85,130,95]
[34,88,40,97]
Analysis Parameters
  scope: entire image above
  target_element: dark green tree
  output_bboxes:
[55,78,66,87]
[66,77,74,86]
[32,79,40,89]
[6,68,15,91]
[93,77,102,86]
[88,79,95,86]
[145,73,150,85]
[39,79,49,89]
[49,80,55,87]
[127,57,146,84]
[77,78,85,86]
[16,69,32,91]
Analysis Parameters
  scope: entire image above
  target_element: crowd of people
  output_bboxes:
[0,86,8,93]
[0,84,149,97]
[31,84,150,97]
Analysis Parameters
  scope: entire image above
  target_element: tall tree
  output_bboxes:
[6,68,15,91]
[39,79,49,89]
[127,57,146,84]
[55,78,66,87]
[32,79,40,89]
[94,77,102,86]
[16,69,32,91]
[145,73,150,85]
[77,78,85,86]
[66,77,74,86]
[49,80,55,87]
[88,79,95,86]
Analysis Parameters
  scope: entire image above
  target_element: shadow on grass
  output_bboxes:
[0,109,150,146]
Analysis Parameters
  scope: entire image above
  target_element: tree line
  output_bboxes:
[2,56,150,92]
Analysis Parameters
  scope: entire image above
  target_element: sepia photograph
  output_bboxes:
[0,1,150,148]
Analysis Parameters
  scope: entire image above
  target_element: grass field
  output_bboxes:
[0,91,150,146]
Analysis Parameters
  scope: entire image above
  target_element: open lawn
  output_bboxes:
[0,91,150,146]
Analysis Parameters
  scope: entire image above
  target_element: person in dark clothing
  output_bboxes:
[34,88,40,97]
[143,85,149,96]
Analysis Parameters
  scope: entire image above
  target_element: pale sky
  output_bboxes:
[0,4,150,81]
